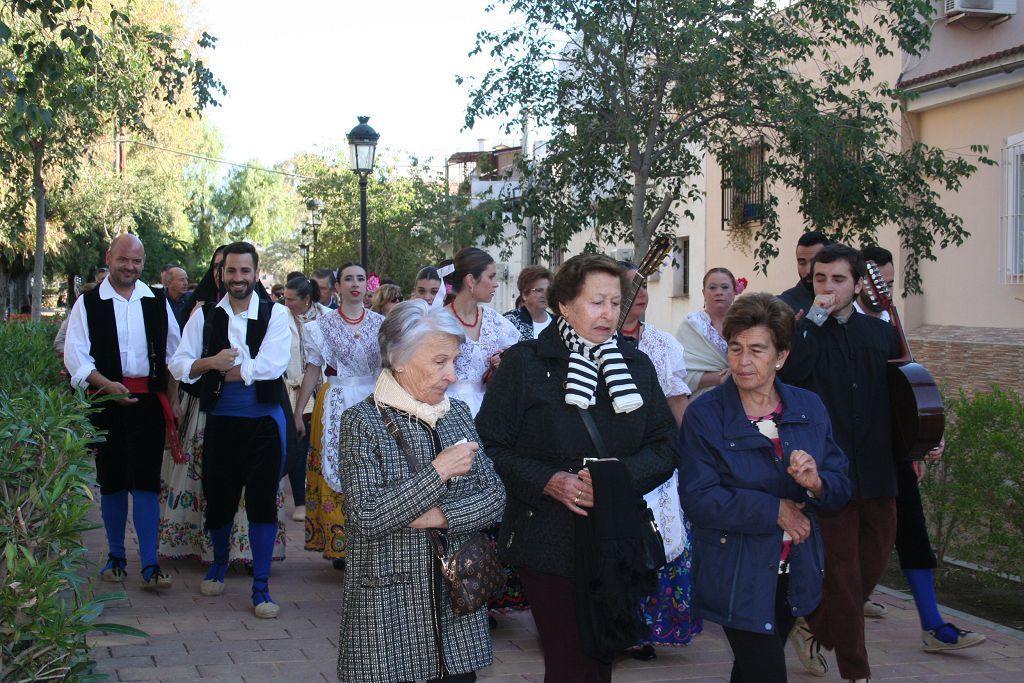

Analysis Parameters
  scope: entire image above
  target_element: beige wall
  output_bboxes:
[906,85,1024,329]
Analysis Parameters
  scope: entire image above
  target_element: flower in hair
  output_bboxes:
[367,273,380,293]
[736,277,748,294]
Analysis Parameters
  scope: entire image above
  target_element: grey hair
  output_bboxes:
[378,299,465,369]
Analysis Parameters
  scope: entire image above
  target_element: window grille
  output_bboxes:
[1001,133,1024,284]
[722,138,766,229]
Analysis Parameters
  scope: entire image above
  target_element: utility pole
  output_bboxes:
[520,112,534,265]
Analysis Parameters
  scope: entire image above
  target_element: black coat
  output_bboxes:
[779,312,901,500]
[779,280,815,315]
[475,322,679,578]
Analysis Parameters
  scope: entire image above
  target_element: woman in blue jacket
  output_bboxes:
[679,292,851,683]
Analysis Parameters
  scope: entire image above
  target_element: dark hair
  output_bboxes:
[861,245,893,268]
[222,241,259,270]
[797,231,831,249]
[286,270,305,282]
[517,265,553,295]
[548,254,629,315]
[813,243,865,281]
[313,268,336,286]
[271,283,285,293]
[286,275,319,304]
[190,245,228,304]
[446,247,494,293]
[702,267,737,290]
[335,261,366,282]
[415,266,442,283]
[723,292,795,352]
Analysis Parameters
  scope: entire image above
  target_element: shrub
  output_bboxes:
[0,322,143,682]
[922,385,1024,581]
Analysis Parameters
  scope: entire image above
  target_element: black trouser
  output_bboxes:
[284,413,310,506]
[202,414,282,528]
[89,394,165,494]
[722,574,797,683]
[895,460,937,570]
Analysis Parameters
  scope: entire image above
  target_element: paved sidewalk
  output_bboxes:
[87,499,1024,682]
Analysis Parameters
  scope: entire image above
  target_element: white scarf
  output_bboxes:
[557,317,643,414]
[372,368,451,428]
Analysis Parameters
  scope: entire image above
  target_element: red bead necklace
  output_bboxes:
[620,321,641,338]
[450,303,480,328]
[339,308,366,325]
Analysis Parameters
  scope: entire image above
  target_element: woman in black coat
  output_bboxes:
[476,254,678,683]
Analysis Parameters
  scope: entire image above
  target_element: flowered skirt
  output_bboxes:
[304,386,347,559]
[158,392,287,564]
[638,539,702,646]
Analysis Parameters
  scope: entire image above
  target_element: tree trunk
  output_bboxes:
[0,266,9,320]
[31,144,47,323]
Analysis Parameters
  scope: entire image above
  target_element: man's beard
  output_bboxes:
[801,275,814,291]
[228,281,254,300]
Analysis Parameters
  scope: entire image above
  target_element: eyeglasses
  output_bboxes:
[390,296,404,303]
[527,287,547,295]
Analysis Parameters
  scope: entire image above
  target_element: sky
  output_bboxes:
[191,0,524,169]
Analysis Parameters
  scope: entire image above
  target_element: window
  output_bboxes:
[722,138,766,229]
[672,236,691,297]
[1002,132,1024,284]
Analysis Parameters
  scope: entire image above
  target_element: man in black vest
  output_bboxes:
[170,241,291,619]
[64,234,182,590]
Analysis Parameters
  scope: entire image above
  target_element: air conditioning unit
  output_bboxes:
[944,0,1016,17]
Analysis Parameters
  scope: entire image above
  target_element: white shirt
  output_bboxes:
[853,300,892,322]
[170,293,291,386]
[63,278,181,389]
[532,313,552,338]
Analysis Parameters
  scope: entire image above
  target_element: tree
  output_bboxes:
[462,0,992,293]
[0,0,223,320]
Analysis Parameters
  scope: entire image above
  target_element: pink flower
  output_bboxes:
[735,277,748,294]
[367,273,380,293]
[445,283,454,296]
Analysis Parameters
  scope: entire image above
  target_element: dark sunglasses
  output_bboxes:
[390,296,404,303]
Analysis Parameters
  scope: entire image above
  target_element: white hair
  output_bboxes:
[379,299,465,369]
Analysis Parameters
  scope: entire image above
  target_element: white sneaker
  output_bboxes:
[922,623,986,652]
[292,505,306,522]
[788,617,828,677]
[863,599,887,618]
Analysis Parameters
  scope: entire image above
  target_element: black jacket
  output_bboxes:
[779,280,815,315]
[779,312,900,500]
[476,322,679,577]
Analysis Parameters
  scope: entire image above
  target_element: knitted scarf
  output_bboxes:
[557,317,643,414]
[372,368,451,428]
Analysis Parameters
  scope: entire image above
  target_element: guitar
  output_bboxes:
[861,260,944,460]
[617,234,674,332]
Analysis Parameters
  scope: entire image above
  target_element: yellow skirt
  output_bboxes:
[303,385,347,559]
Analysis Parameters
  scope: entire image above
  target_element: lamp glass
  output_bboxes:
[348,142,377,173]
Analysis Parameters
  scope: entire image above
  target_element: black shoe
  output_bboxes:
[332,558,346,571]
[631,644,657,661]
[488,614,498,630]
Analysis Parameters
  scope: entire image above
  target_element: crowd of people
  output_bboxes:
[60,231,986,683]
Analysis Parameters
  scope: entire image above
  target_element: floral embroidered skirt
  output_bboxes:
[638,540,702,646]
[304,386,348,559]
[159,393,287,564]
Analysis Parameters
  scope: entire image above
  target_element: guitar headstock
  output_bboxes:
[862,260,892,313]
[635,234,674,279]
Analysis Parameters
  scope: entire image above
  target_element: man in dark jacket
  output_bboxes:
[779,244,900,682]
[779,231,831,316]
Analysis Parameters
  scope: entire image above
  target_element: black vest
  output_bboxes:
[198,299,285,411]
[82,286,169,392]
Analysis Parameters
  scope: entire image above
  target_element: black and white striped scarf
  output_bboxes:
[557,317,644,414]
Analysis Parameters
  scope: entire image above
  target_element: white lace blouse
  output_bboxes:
[638,322,691,398]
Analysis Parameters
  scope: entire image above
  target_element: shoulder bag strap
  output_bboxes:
[577,406,610,459]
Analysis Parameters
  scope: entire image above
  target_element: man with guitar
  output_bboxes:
[778,244,900,683]
[857,246,985,654]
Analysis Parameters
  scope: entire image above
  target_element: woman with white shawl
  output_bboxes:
[676,268,739,401]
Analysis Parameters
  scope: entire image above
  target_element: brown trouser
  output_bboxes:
[518,567,612,683]
[806,497,896,680]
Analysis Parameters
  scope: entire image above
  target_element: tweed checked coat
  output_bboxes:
[336,397,506,683]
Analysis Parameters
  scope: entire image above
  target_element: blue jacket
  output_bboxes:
[679,377,851,635]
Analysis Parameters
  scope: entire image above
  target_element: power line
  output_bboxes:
[90,138,319,180]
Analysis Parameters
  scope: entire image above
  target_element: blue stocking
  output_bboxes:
[100,491,129,571]
[249,522,276,605]
[904,568,958,641]
[205,524,231,582]
[132,490,160,580]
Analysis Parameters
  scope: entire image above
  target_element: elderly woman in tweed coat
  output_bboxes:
[336,299,506,683]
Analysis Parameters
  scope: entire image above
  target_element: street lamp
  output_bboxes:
[306,197,324,258]
[346,116,379,269]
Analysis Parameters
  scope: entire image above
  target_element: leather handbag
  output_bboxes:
[577,407,667,572]
[377,405,505,616]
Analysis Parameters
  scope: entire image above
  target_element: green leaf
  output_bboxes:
[91,622,149,638]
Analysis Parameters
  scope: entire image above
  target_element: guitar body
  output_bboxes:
[887,359,945,461]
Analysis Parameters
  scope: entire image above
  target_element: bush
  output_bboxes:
[922,385,1024,581]
[0,321,142,682]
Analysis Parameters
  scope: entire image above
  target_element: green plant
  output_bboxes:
[922,386,1024,582]
[0,322,144,682]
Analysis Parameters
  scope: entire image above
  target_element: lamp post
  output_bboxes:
[346,116,379,269]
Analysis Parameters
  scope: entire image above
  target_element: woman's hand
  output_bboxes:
[294,411,306,438]
[544,470,594,517]
[778,500,810,544]
[787,449,822,496]
[924,437,945,462]
[488,352,502,369]
[432,441,478,481]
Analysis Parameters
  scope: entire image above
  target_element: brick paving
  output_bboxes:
[87,497,1024,682]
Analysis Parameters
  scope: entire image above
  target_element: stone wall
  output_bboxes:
[907,325,1023,398]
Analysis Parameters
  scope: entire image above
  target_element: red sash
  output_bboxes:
[120,377,186,464]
